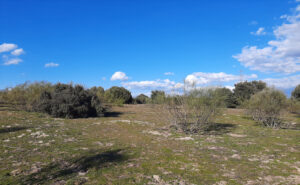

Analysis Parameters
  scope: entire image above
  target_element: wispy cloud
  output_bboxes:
[251,27,266,36]
[11,48,24,56]
[45,62,59,68]
[263,75,300,89]
[111,71,128,81]
[4,58,23,65]
[164,72,175,76]
[234,5,300,74]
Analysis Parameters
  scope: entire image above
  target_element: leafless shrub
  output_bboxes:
[165,87,223,134]
[247,88,287,128]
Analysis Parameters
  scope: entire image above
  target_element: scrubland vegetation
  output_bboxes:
[0,81,300,184]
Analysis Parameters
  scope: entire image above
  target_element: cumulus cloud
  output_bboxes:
[0,43,17,53]
[251,27,266,36]
[164,72,174,76]
[45,62,59,68]
[184,72,257,85]
[111,71,128,81]
[11,48,24,56]
[234,6,300,74]
[263,74,300,89]
[4,58,23,65]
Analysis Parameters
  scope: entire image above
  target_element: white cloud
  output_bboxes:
[251,27,266,36]
[234,6,300,74]
[4,58,22,65]
[263,75,300,89]
[0,43,17,53]
[122,79,183,91]
[111,71,128,81]
[164,72,174,76]
[184,72,257,85]
[249,20,258,25]
[11,48,24,56]
[45,62,59,68]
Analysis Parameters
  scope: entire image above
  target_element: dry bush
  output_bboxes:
[165,88,223,134]
[247,88,287,128]
[0,82,53,110]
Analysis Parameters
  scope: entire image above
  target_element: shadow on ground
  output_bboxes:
[204,123,236,135]
[0,126,30,134]
[21,149,129,184]
[104,111,124,117]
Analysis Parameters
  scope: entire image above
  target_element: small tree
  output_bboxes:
[104,86,133,104]
[247,88,287,128]
[234,80,266,105]
[135,94,149,104]
[291,84,300,101]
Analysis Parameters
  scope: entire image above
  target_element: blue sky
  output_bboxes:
[1,0,300,96]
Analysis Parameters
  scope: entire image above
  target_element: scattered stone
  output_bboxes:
[231,154,241,159]
[17,133,25,138]
[10,169,21,176]
[153,175,161,182]
[228,133,246,138]
[175,137,194,141]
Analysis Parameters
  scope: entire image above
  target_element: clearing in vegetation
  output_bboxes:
[0,104,299,184]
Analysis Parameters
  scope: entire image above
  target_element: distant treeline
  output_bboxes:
[0,81,299,119]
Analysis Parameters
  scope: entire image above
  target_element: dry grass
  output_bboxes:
[0,104,299,184]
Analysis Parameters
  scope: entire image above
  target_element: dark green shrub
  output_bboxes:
[151,90,166,104]
[34,83,105,118]
[135,94,149,104]
[291,84,300,101]
[104,86,133,104]
[88,86,105,102]
[247,88,287,128]
[234,80,266,106]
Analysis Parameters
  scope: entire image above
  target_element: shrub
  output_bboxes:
[151,90,166,104]
[88,86,105,102]
[34,83,105,118]
[247,88,287,128]
[135,94,149,104]
[165,88,223,133]
[104,86,132,104]
[215,87,238,108]
[291,84,300,101]
[0,81,54,110]
[234,80,266,106]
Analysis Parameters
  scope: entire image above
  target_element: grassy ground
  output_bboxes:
[0,104,299,185]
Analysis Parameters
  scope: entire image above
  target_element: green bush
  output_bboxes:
[104,86,133,104]
[247,88,287,128]
[234,80,266,106]
[88,86,105,102]
[135,94,149,104]
[215,87,238,108]
[291,84,300,101]
[151,90,166,104]
[34,83,105,118]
